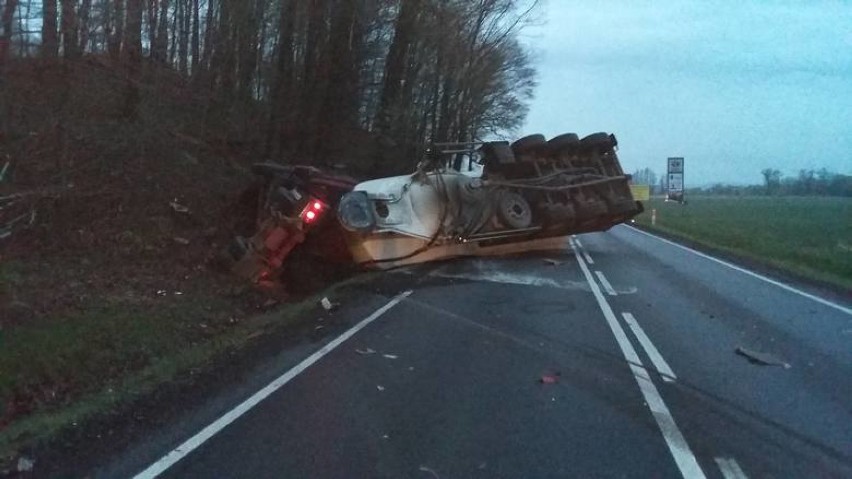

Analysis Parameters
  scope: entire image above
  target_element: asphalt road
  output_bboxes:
[110,225,852,478]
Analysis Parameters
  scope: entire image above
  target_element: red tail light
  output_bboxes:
[300,198,326,224]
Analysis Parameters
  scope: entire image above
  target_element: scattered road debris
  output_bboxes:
[16,457,35,473]
[543,258,565,266]
[320,297,339,311]
[355,348,377,355]
[419,465,441,479]
[376,385,385,391]
[169,199,190,214]
[0,159,10,183]
[173,236,191,245]
[540,372,562,384]
[262,298,279,309]
[382,354,399,360]
[735,347,791,368]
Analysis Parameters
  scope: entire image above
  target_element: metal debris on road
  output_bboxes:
[376,385,385,391]
[0,159,10,183]
[262,298,279,309]
[169,199,190,214]
[419,465,440,479]
[382,354,399,360]
[735,347,791,368]
[355,348,377,355]
[16,457,35,473]
[320,297,339,311]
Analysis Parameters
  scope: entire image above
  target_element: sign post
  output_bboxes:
[666,157,685,203]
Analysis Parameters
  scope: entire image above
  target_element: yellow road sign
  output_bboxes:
[630,184,650,201]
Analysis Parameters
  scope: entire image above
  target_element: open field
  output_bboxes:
[633,196,852,290]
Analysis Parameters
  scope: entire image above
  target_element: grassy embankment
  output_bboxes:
[0,269,373,463]
[633,196,852,290]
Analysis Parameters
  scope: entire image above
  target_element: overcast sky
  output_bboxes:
[520,0,851,185]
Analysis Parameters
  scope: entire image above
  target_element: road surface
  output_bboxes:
[107,225,852,478]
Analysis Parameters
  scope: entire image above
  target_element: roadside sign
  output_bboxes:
[630,184,650,201]
[667,157,685,202]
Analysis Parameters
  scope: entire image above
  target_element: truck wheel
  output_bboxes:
[497,191,533,229]
[547,133,580,155]
[511,134,547,156]
[579,132,613,152]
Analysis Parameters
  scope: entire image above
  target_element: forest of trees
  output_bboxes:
[0,0,538,172]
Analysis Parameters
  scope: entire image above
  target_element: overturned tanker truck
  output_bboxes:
[225,132,643,281]
[337,132,643,268]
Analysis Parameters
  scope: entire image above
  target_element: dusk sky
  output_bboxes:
[521,0,851,185]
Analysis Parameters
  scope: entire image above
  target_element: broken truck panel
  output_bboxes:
[225,163,357,283]
[337,132,643,269]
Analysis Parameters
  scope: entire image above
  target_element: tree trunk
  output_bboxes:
[198,0,216,77]
[78,0,92,53]
[377,0,420,133]
[177,0,189,73]
[60,0,80,59]
[42,0,59,58]
[265,0,297,156]
[0,0,18,64]
[124,0,142,64]
[190,0,199,72]
[152,0,169,62]
[108,0,124,58]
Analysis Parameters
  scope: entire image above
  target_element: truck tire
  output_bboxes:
[579,132,613,152]
[511,134,547,156]
[497,191,533,229]
[547,133,580,155]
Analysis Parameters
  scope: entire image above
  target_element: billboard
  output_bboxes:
[667,157,685,201]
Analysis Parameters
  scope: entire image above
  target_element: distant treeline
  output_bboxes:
[687,169,852,197]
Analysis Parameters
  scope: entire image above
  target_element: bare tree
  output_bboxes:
[60,0,80,58]
[42,0,59,57]
[0,0,19,63]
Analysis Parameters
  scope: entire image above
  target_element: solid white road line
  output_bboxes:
[133,291,413,479]
[572,245,706,479]
[572,237,596,264]
[625,226,851,316]
[714,457,749,479]
[622,313,677,383]
[595,271,618,296]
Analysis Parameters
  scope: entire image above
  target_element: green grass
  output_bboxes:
[0,272,376,461]
[634,196,852,289]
